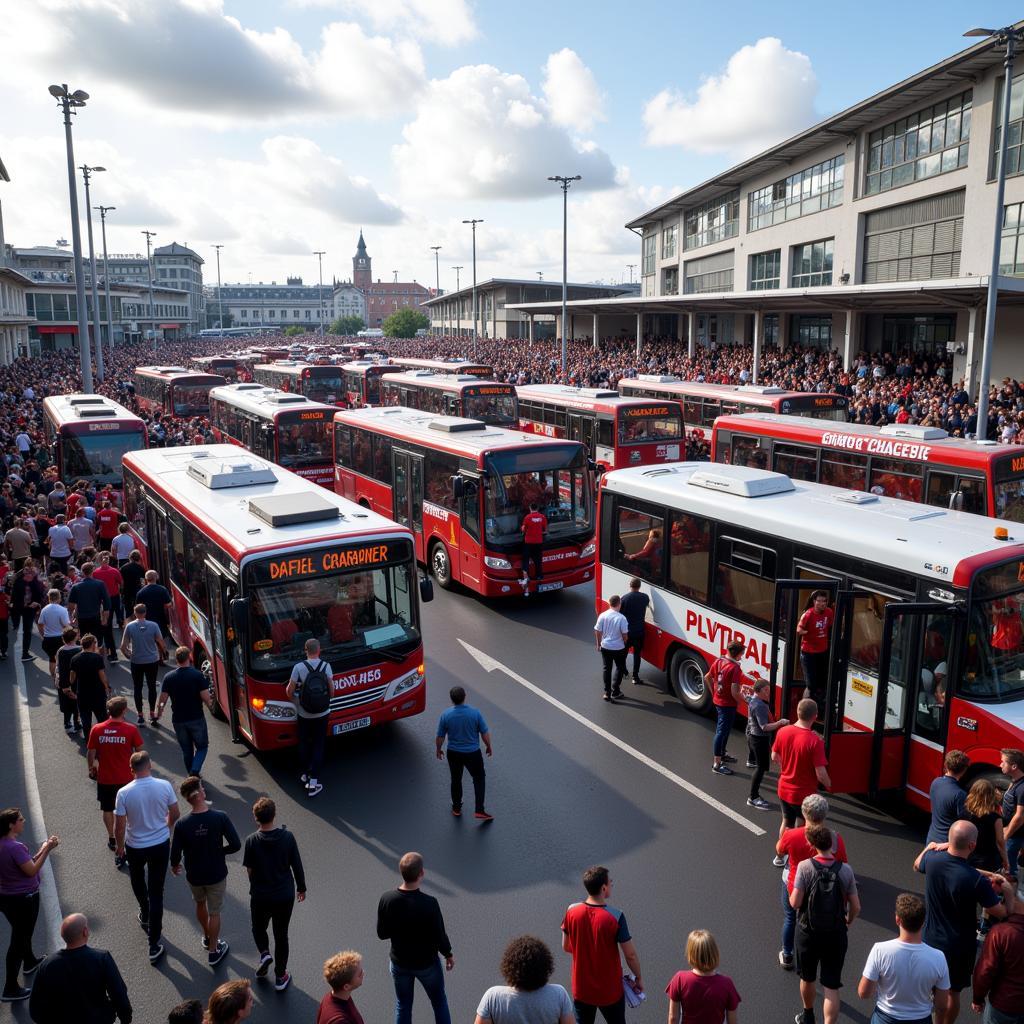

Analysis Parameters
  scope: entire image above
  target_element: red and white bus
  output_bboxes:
[252,361,345,406]
[123,444,431,750]
[209,383,336,488]
[340,361,403,407]
[191,356,245,382]
[598,461,1024,808]
[42,394,147,505]
[711,413,1024,520]
[381,372,518,426]
[334,406,596,597]
[516,384,684,472]
[133,366,226,417]
[389,357,493,378]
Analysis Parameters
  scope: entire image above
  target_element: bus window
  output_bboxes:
[731,436,767,470]
[667,512,709,601]
[925,471,958,510]
[957,477,986,516]
[869,458,922,502]
[962,590,1024,701]
[618,413,682,444]
[994,479,1024,522]
[916,612,952,742]
[684,399,703,423]
[821,451,867,491]
[613,506,665,585]
[597,418,614,449]
[714,537,776,630]
[700,401,720,427]
[773,443,817,482]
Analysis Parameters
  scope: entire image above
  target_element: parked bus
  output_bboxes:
[598,461,1024,808]
[209,383,336,488]
[334,406,596,596]
[122,444,431,750]
[389,357,493,378]
[42,394,147,505]
[381,372,518,426]
[133,366,226,417]
[341,360,403,408]
[191,356,244,382]
[252,361,344,406]
[711,413,1024,520]
[516,384,685,472]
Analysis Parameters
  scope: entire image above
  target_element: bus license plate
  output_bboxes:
[333,717,371,735]
[538,581,564,592]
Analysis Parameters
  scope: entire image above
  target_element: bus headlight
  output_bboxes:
[250,698,296,721]
[581,541,597,558]
[386,666,424,700]
[484,556,513,570]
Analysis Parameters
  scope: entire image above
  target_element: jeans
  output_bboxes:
[13,608,35,657]
[748,733,771,799]
[389,958,452,1024]
[447,749,486,813]
[250,896,294,978]
[297,715,327,781]
[573,996,626,1024]
[984,1002,1024,1024]
[1006,834,1022,876]
[174,717,209,775]
[713,705,736,758]
[0,616,7,656]
[78,688,108,736]
[626,633,644,678]
[125,840,170,949]
[0,892,40,993]
[521,543,543,580]
[800,650,829,707]
[130,662,160,716]
[780,875,796,957]
[600,647,627,696]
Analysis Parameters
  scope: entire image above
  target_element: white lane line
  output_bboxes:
[14,652,65,949]
[458,640,766,837]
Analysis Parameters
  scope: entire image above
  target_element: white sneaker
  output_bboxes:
[307,781,323,798]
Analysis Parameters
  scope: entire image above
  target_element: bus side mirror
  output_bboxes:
[419,575,434,603]
[949,491,963,510]
[450,475,464,499]
[229,598,249,634]
[588,459,602,476]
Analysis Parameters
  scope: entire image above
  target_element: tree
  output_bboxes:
[283,325,306,337]
[382,308,430,338]
[328,314,366,335]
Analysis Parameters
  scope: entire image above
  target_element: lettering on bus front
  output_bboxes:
[820,431,932,461]
[253,541,403,583]
[624,405,672,418]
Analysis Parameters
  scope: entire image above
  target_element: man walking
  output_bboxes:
[45,515,74,574]
[93,553,124,652]
[120,550,145,610]
[96,501,120,554]
[170,776,241,968]
[705,638,744,776]
[243,796,306,992]
[926,750,970,845]
[28,914,131,1024]
[114,751,179,964]
[154,647,213,777]
[68,508,95,555]
[5,518,32,571]
[136,570,173,641]
[87,696,143,854]
[797,590,834,707]
[285,638,332,798]
[68,563,111,648]
[71,634,111,736]
[618,577,649,685]
[972,881,1024,1023]
[745,677,788,810]
[561,864,643,1024]
[435,686,493,821]
[120,604,167,727]
[593,596,629,702]
[376,851,454,1024]
[858,893,950,1024]
[1000,748,1024,876]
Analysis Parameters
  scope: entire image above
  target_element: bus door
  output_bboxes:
[392,450,424,559]
[146,504,172,594]
[458,472,482,589]
[568,413,595,461]
[204,563,247,744]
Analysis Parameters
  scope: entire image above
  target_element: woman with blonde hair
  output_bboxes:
[205,980,253,1024]
[665,929,740,1024]
[965,777,1009,873]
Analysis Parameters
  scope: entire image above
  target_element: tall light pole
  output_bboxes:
[80,164,105,382]
[313,250,326,337]
[451,266,463,338]
[627,264,636,284]
[430,245,441,337]
[548,175,581,375]
[95,204,115,356]
[537,271,543,281]
[213,244,224,337]
[462,220,482,357]
[966,24,1024,438]
[48,84,93,393]
[142,230,157,351]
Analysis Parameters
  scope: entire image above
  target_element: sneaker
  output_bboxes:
[208,940,229,967]
[611,689,623,699]
[300,774,309,786]
[21,653,33,661]
[722,753,737,763]
[1,987,31,1002]
[107,836,116,851]
[274,972,291,992]
[255,952,273,978]
[711,763,734,775]
[451,806,462,817]
[778,951,794,970]
[746,797,772,811]
[65,725,77,735]
[73,720,82,731]
[22,955,46,975]
[795,1011,815,1024]
[632,675,642,685]
[745,759,758,768]
[603,694,612,702]
[307,782,324,798]
[137,714,145,726]
[149,716,159,728]
[0,652,6,660]
[138,910,149,929]
[474,811,495,822]
[772,854,788,868]
[107,654,118,662]
[202,936,210,950]
[148,944,165,964]
[114,854,128,869]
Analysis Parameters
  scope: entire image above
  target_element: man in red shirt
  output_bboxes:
[519,502,548,594]
[772,699,831,853]
[318,950,365,1024]
[797,591,834,708]
[93,552,124,656]
[704,639,744,776]
[95,500,121,553]
[86,695,144,851]
[972,883,1024,1019]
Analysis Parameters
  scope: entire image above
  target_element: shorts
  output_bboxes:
[795,926,848,990]
[42,636,63,658]
[780,798,804,828]
[942,945,976,992]
[188,879,226,914]
[96,781,125,812]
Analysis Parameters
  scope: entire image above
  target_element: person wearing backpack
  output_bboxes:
[286,638,333,798]
[789,824,861,1024]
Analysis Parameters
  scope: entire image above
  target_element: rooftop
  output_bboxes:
[422,278,636,308]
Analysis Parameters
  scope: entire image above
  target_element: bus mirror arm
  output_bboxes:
[450,475,465,499]
[419,575,434,603]
[229,597,250,635]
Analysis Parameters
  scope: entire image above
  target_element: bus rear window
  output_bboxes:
[617,412,682,444]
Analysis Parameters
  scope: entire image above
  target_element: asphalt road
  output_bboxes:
[1,579,933,1024]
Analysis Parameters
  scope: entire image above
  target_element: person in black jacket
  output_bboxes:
[242,797,305,993]
[29,913,131,1024]
[377,851,454,1024]
[10,562,46,661]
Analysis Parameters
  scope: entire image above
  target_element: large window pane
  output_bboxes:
[613,506,664,586]
[667,512,709,602]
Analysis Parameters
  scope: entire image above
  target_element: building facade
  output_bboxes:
[351,231,431,328]
[0,267,33,363]
[154,242,204,332]
[217,277,336,331]
[332,282,366,323]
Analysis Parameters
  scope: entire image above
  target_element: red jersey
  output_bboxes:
[317,993,364,1024]
[561,901,631,1005]
[93,564,123,599]
[798,606,834,654]
[65,492,85,517]
[992,601,1023,652]
[778,826,848,892]
[708,656,743,708]
[774,724,827,803]
[96,508,120,539]
[521,511,548,545]
[87,718,143,785]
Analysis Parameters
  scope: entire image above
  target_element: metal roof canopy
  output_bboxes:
[421,277,635,308]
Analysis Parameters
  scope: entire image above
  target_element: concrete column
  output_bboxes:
[593,313,599,351]
[528,315,534,347]
[778,311,790,352]
[964,305,980,398]
[687,311,696,359]
[752,309,763,385]
[676,313,685,350]
[635,312,643,358]
[570,314,575,343]
[843,309,854,372]
[491,297,497,340]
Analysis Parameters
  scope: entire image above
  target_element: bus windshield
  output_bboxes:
[277,414,332,468]
[304,372,342,405]
[464,392,517,425]
[173,385,216,416]
[484,446,591,545]
[248,560,420,677]
[617,411,683,444]
[993,476,1024,523]
[61,430,143,485]
[964,562,1024,701]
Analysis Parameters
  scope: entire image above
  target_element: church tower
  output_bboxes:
[353,230,372,291]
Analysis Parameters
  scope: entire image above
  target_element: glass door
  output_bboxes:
[391,449,424,559]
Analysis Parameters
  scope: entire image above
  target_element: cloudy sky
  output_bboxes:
[0,0,1018,292]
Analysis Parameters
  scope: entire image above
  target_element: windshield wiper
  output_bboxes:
[365,645,407,663]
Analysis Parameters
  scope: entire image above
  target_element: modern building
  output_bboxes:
[351,231,431,328]
[511,27,1024,390]
[106,241,204,334]
[217,277,336,332]
[0,267,33,362]
[332,282,366,323]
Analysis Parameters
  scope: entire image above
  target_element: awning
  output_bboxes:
[36,325,77,334]
[158,323,181,329]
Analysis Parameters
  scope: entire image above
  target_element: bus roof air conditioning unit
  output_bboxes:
[187,457,277,489]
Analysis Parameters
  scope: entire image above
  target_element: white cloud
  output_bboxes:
[393,64,617,201]
[292,0,477,46]
[642,37,817,157]
[542,48,604,133]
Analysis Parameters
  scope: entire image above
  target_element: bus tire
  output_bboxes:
[669,648,711,715]
[199,652,227,722]
[430,541,453,590]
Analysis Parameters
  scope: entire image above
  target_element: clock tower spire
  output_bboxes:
[353,230,371,291]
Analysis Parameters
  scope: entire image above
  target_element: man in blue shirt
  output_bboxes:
[926,750,969,844]
[435,686,493,822]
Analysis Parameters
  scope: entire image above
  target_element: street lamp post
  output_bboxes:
[314,251,326,337]
[627,264,636,284]
[966,25,1024,438]
[142,230,157,350]
[213,244,223,337]
[430,246,441,336]
[80,164,106,382]
[548,175,582,375]
[48,84,93,393]
[462,220,482,357]
[451,266,463,338]
[95,204,115,357]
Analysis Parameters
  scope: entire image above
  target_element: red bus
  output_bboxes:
[341,361,403,407]
[253,361,344,406]
[41,394,147,506]
[389,357,493,378]
[598,461,1024,809]
[209,383,336,488]
[191,356,244,382]
[381,372,518,426]
[515,384,684,471]
[123,444,431,750]
[711,413,1024,520]
[334,406,596,597]
[133,366,226,417]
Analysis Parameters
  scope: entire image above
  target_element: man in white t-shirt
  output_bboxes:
[114,750,179,964]
[858,892,950,1023]
[47,514,75,573]
[37,589,71,681]
[110,523,136,566]
[593,595,629,703]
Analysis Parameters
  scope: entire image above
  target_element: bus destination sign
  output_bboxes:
[625,405,672,418]
[251,539,409,583]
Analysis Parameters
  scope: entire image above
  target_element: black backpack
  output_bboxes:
[800,860,847,934]
[298,660,331,715]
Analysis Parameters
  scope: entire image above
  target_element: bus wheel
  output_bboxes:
[430,542,453,590]
[669,648,710,715]
[200,654,227,722]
